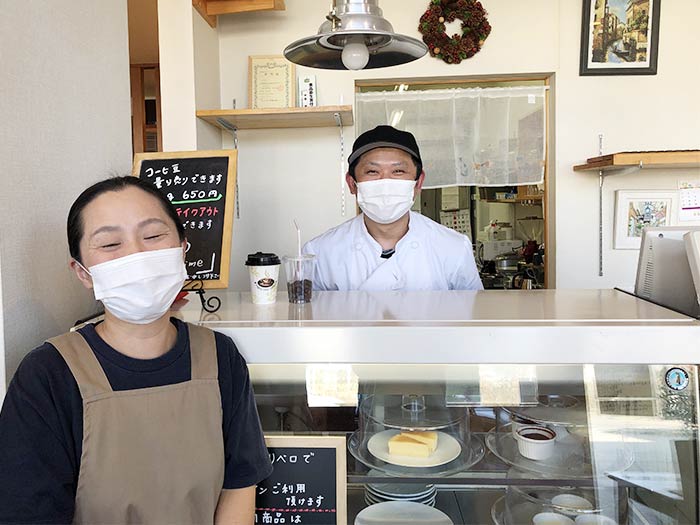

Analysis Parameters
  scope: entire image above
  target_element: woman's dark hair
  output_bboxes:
[67,176,185,263]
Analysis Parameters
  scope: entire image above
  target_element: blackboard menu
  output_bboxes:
[133,150,237,289]
[257,437,347,525]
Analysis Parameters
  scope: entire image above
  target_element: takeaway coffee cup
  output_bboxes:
[245,252,281,305]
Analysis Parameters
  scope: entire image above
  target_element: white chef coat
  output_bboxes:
[303,212,483,291]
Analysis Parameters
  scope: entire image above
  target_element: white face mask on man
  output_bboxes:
[79,247,187,325]
[356,179,417,225]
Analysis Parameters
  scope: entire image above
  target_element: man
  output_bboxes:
[303,125,483,291]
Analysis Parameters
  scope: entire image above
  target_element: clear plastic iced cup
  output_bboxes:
[283,254,315,304]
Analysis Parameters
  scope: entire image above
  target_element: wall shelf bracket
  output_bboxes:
[334,112,347,216]
[216,117,240,218]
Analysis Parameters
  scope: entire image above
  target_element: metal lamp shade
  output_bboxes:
[283,0,427,70]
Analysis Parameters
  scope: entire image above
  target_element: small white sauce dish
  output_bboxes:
[515,425,556,461]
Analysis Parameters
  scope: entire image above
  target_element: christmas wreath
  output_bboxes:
[418,0,491,64]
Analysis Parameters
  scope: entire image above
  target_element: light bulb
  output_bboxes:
[341,37,369,70]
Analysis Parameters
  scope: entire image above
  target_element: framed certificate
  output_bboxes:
[248,55,296,109]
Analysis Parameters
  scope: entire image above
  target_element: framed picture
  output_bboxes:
[614,190,677,249]
[248,55,295,109]
[580,0,661,76]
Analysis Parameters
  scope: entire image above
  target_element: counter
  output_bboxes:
[176,289,699,364]
[176,289,699,524]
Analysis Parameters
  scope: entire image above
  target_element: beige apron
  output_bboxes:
[49,323,225,524]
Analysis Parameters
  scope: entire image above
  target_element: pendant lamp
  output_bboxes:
[283,0,428,71]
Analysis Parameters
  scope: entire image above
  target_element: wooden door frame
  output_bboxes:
[130,63,162,154]
[355,73,555,288]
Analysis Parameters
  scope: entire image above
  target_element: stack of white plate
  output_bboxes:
[355,501,453,525]
[364,481,437,507]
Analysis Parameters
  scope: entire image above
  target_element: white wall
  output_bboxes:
[158,0,198,151]
[0,255,5,401]
[212,0,700,291]
[555,0,700,289]
[193,7,223,150]
[0,0,132,386]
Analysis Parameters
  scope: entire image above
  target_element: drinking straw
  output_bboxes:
[293,219,302,284]
[293,219,302,257]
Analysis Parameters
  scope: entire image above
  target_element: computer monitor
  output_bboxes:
[635,226,700,317]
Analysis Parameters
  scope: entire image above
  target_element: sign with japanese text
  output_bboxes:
[258,436,347,525]
[133,150,237,289]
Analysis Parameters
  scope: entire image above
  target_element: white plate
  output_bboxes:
[367,430,462,468]
[365,491,436,505]
[368,490,435,501]
[366,491,436,503]
[355,501,452,525]
[364,496,436,509]
[367,482,435,499]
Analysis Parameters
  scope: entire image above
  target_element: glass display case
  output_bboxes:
[177,290,700,525]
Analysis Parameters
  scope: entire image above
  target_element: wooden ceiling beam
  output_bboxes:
[193,0,286,26]
[205,0,286,16]
[192,0,217,28]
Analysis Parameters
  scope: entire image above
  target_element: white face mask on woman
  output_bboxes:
[79,247,187,324]
[356,179,416,225]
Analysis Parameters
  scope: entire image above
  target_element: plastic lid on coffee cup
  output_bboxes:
[245,252,281,266]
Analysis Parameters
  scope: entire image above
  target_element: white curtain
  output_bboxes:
[356,86,547,188]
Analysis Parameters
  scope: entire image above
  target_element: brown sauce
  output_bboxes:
[521,432,553,441]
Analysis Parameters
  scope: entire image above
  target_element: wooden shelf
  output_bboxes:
[573,150,700,172]
[193,0,285,28]
[196,105,354,131]
[485,197,543,204]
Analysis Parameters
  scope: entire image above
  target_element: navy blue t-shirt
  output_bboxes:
[0,318,273,524]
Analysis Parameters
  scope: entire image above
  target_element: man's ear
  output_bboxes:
[70,259,94,290]
[346,172,358,195]
[414,170,426,195]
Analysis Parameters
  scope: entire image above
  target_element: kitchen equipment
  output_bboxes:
[480,240,523,261]
[512,267,541,290]
[484,221,514,241]
[517,216,544,244]
[494,252,524,275]
[522,240,540,263]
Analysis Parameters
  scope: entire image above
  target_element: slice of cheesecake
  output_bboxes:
[388,433,431,457]
[402,431,438,452]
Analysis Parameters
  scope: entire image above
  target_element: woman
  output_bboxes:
[0,176,272,524]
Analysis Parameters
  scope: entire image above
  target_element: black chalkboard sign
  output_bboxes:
[132,150,237,289]
[257,436,347,525]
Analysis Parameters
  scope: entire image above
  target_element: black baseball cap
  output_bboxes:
[348,125,422,165]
